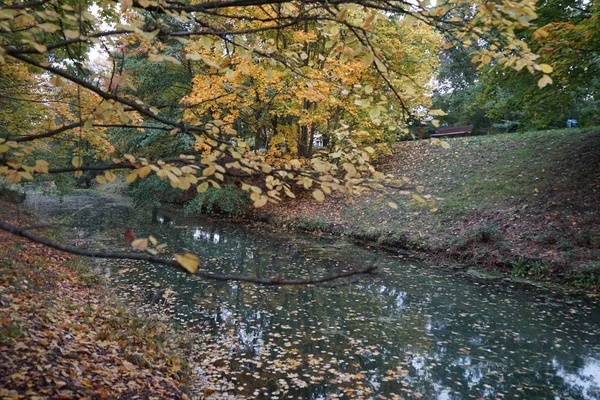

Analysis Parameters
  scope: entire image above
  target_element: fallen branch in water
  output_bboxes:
[0,219,378,286]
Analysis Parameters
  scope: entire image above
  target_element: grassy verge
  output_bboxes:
[252,128,600,291]
[0,200,194,399]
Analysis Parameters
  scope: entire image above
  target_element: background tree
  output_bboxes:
[433,0,599,131]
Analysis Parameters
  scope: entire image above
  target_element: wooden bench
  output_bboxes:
[430,125,473,138]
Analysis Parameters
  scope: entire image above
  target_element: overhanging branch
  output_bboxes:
[0,219,378,286]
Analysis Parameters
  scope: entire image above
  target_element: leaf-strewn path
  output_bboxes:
[0,201,191,399]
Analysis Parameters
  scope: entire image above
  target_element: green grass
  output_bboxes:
[306,127,600,277]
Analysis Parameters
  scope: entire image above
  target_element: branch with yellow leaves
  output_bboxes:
[0,219,378,286]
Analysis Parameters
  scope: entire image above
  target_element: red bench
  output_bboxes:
[430,125,473,138]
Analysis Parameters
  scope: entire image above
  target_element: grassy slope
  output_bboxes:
[257,128,600,283]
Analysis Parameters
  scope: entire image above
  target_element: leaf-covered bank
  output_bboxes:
[0,200,193,399]
[249,129,600,292]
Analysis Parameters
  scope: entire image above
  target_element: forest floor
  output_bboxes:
[251,128,600,290]
[0,200,195,399]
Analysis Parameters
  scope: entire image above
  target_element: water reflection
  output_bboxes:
[192,227,223,244]
[26,192,600,399]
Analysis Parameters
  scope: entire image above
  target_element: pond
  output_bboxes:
[26,191,600,399]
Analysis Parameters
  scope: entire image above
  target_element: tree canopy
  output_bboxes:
[0,0,554,281]
[433,0,599,131]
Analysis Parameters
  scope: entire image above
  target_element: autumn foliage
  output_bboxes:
[0,0,557,273]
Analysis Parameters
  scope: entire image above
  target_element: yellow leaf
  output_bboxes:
[149,235,157,246]
[34,160,49,174]
[131,238,148,251]
[254,196,268,207]
[0,144,9,153]
[387,201,398,209]
[50,75,63,87]
[120,0,133,11]
[64,30,79,39]
[411,193,426,204]
[360,52,374,66]
[96,175,107,184]
[538,74,553,88]
[539,64,553,74]
[148,54,181,65]
[137,165,151,178]
[74,170,83,178]
[178,177,191,190]
[32,43,47,53]
[72,156,83,168]
[175,253,199,274]
[84,117,94,129]
[195,181,208,193]
[18,171,33,180]
[105,170,116,182]
[38,22,59,33]
[126,171,138,183]
[312,189,325,202]
[203,165,216,176]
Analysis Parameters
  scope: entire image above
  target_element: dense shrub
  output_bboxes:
[127,175,182,208]
[567,263,600,290]
[183,185,249,217]
[0,182,26,203]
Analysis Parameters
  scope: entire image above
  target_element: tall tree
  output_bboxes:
[470,0,598,130]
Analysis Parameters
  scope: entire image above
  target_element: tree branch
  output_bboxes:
[0,219,378,286]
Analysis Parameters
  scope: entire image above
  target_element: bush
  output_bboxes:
[127,175,183,208]
[183,185,249,217]
[567,263,600,290]
[294,216,327,232]
[0,182,26,203]
[491,120,520,133]
[509,260,551,278]
[475,224,500,243]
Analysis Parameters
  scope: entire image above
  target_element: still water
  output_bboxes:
[27,191,600,399]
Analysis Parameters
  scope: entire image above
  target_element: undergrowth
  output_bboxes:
[183,184,250,217]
